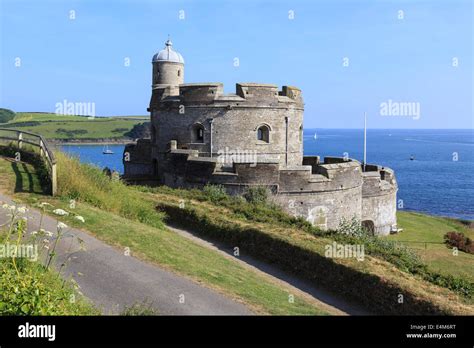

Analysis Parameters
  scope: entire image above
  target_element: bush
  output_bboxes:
[202,184,228,203]
[243,186,270,205]
[0,108,15,123]
[337,217,368,238]
[125,122,151,138]
[444,231,474,254]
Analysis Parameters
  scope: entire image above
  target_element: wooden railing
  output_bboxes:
[0,128,57,195]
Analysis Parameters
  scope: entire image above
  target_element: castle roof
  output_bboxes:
[152,39,184,64]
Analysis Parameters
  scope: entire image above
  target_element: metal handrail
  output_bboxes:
[0,128,57,195]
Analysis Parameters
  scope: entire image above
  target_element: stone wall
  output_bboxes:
[361,166,398,235]
[149,83,304,169]
[152,61,184,87]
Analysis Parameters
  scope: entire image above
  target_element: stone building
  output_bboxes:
[124,39,398,235]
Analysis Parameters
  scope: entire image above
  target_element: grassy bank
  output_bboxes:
[0,154,332,315]
[151,189,473,314]
[1,148,472,315]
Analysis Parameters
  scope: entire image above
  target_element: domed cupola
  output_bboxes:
[152,38,185,87]
[152,39,185,64]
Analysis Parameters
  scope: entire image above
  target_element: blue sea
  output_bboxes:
[60,129,474,220]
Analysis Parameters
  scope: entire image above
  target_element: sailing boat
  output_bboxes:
[103,144,114,154]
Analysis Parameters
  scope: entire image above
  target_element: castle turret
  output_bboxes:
[152,39,184,87]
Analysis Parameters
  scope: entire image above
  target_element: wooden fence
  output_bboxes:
[0,128,57,195]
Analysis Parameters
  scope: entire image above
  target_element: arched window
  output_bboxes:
[192,123,204,143]
[257,125,270,143]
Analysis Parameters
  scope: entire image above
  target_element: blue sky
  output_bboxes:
[0,0,472,128]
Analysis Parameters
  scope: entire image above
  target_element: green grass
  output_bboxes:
[0,112,147,140]
[1,150,473,315]
[388,211,474,282]
[0,155,330,315]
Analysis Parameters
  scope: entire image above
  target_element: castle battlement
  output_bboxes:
[150,82,303,109]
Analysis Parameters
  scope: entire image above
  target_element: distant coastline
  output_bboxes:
[50,138,135,145]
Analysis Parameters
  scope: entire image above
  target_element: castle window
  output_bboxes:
[299,125,303,142]
[257,125,270,143]
[192,123,204,143]
[178,70,181,77]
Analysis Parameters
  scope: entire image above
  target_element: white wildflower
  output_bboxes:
[39,202,53,207]
[43,244,50,250]
[31,231,38,235]
[45,231,54,237]
[17,206,28,214]
[53,209,69,216]
[57,222,68,230]
[74,215,85,223]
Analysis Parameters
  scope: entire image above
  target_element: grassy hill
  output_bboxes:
[0,112,148,141]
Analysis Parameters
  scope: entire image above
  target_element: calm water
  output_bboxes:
[60,129,474,220]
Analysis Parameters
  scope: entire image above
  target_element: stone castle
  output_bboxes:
[123,39,398,235]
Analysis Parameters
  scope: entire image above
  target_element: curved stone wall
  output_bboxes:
[152,61,184,87]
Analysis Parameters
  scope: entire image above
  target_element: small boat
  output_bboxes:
[410,155,415,161]
[103,145,114,155]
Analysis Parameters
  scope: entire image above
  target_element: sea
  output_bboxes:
[60,129,474,220]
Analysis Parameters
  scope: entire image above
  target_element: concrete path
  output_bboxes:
[0,192,252,315]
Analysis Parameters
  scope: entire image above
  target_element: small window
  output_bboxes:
[257,125,270,143]
[192,124,204,143]
[178,70,181,77]
[299,125,303,142]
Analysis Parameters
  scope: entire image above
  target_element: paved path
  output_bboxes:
[0,193,252,315]
[167,224,369,315]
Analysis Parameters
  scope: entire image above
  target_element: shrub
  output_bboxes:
[444,231,474,254]
[202,184,228,203]
[0,108,15,123]
[243,186,270,205]
[337,217,368,238]
[125,122,151,138]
